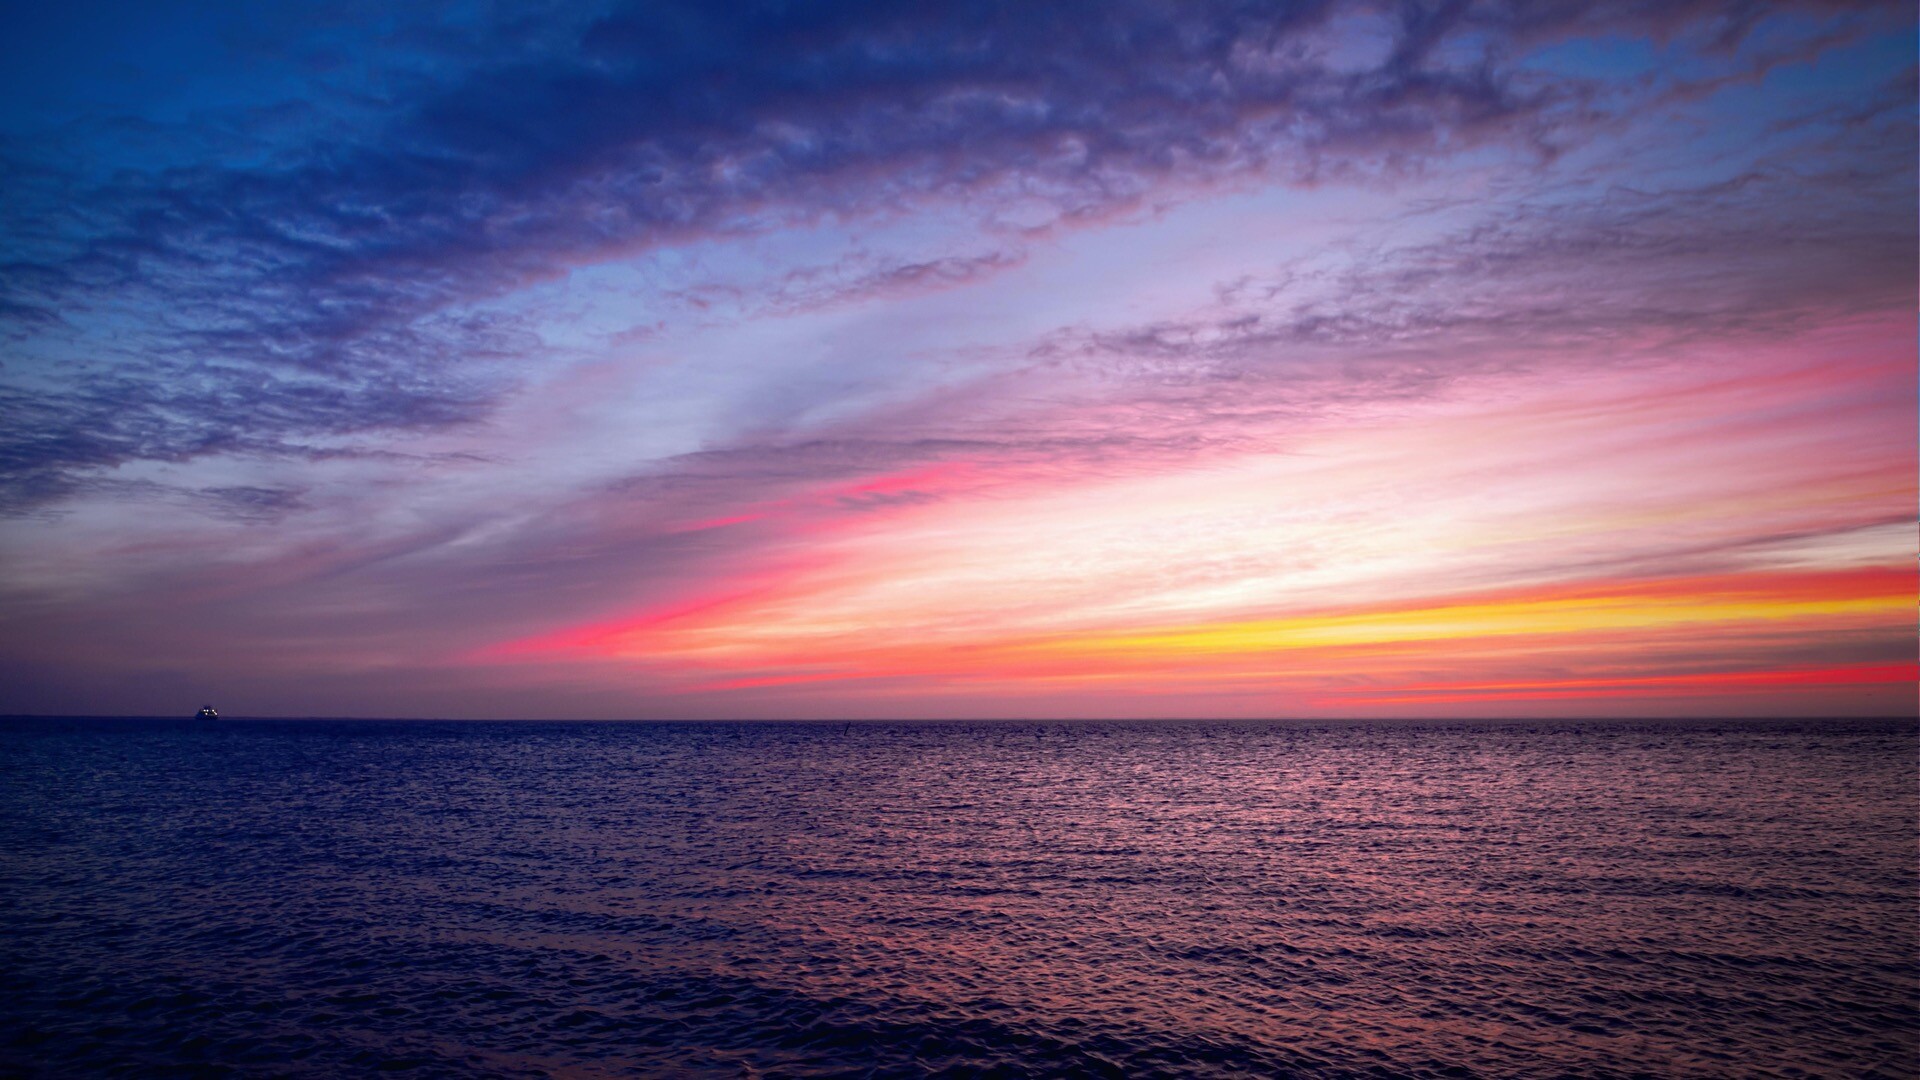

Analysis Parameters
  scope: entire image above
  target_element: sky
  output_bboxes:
[0,0,1913,719]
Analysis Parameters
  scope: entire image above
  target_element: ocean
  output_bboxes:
[1,717,1914,1078]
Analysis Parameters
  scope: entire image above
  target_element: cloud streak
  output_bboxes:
[14,0,1901,504]
[0,0,1911,717]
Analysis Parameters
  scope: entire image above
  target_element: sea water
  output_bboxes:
[2,717,1914,1077]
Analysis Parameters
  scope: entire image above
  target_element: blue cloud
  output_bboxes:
[0,0,1908,512]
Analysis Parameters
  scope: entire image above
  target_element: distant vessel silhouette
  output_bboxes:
[195,705,219,720]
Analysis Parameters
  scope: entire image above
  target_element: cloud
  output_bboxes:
[196,484,311,523]
[1046,109,1914,396]
[9,0,1841,510]
[0,355,497,512]
[0,1,1911,719]
[664,247,1028,320]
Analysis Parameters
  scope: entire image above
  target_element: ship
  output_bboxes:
[195,704,219,720]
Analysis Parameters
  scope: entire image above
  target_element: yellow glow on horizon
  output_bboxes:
[1037,582,1912,660]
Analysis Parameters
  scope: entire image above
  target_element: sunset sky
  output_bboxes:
[1,1,1913,718]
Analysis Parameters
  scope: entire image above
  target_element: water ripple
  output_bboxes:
[1,718,1914,1077]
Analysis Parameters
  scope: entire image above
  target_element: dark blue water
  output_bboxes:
[2,718,1914,1078]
